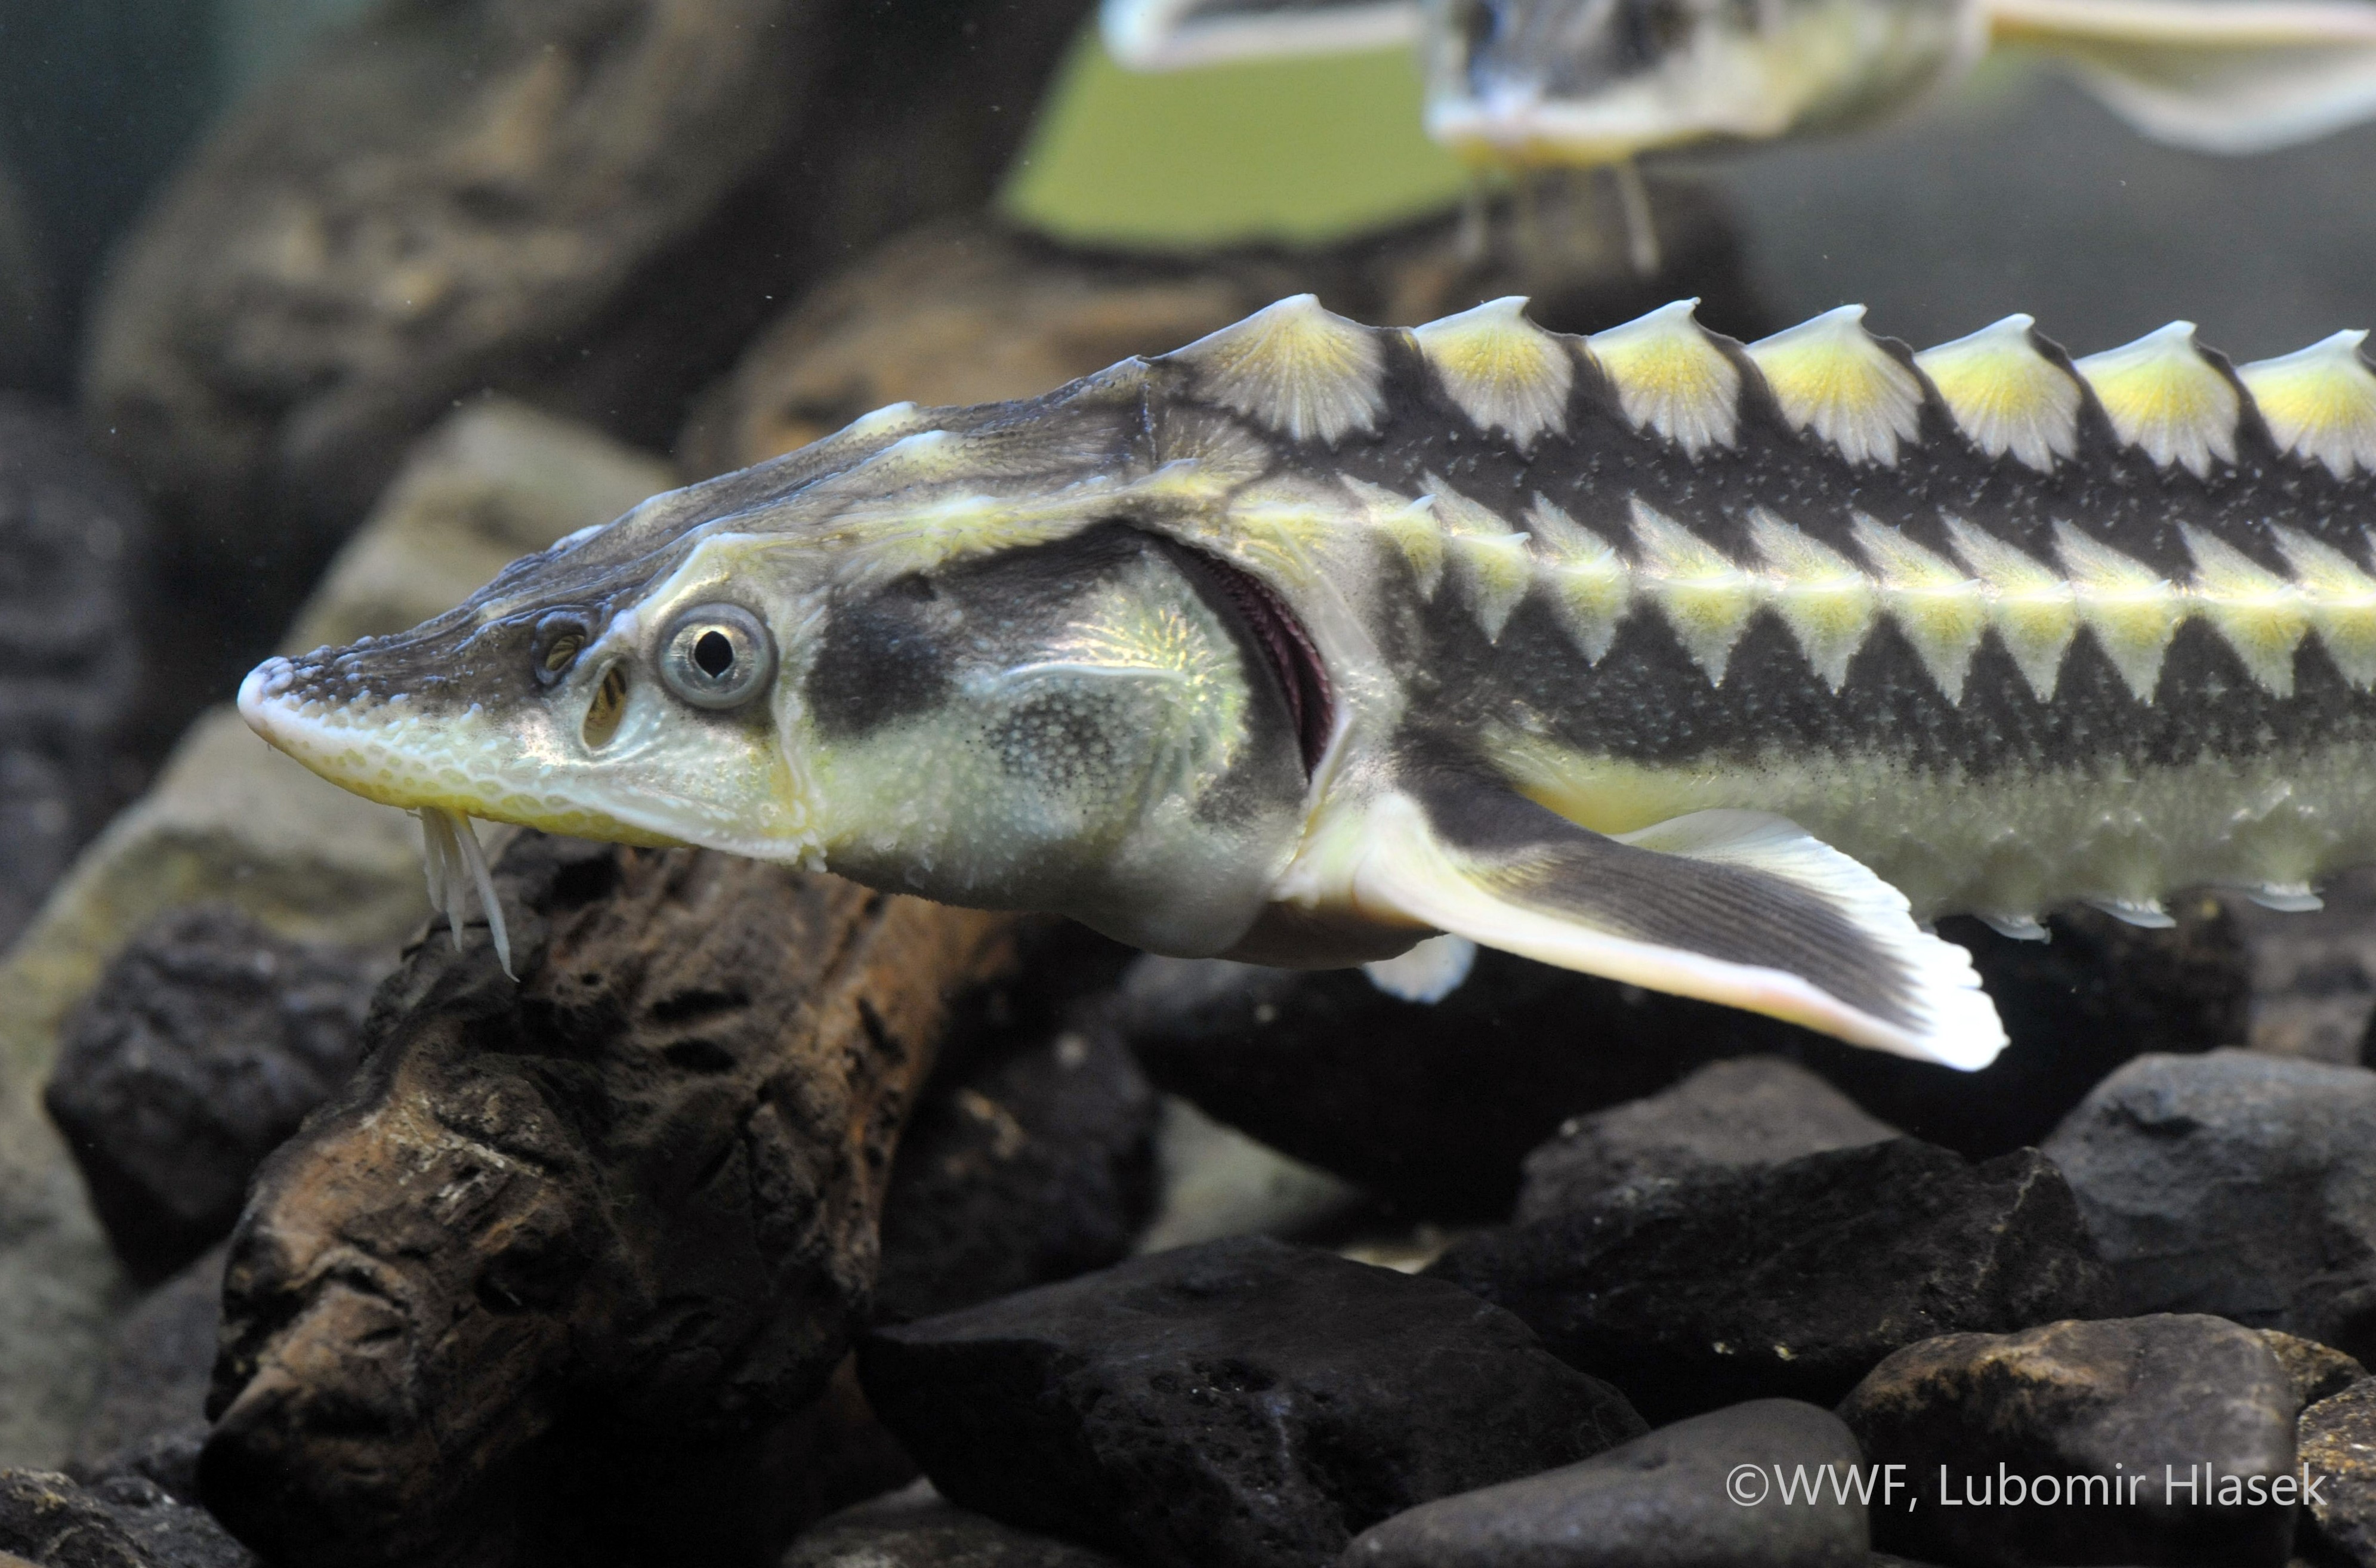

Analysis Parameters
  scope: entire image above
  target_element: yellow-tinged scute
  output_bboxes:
[1411,297,1576,450]
[1746,306,1926,467]
[1850,516,1988,703]
[2269,526,2376,688]
[1525,497,1631,662]
[1429,478,1535,642]
[1170,294,1386,445]
[1589,300,1741,456]
[1748,509,1876,690]
[2181,525,2310,697]
[1943,517,2077,702]
[2053,521,2185,702]
[2238,331,2376,479]
[1629,498,1760,683]
[2074,322,2241,477]
[1913,315,2080,473]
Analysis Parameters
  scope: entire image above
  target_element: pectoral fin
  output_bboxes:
[1100,0,1424,70]
[1320,779,2006,1069]
[1990,0,2376,152]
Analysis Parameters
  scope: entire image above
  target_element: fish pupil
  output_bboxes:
[693,629,736,678]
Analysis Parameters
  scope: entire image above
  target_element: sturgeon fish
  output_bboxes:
[240,296,2376,1070]
[1103,0,2376,166]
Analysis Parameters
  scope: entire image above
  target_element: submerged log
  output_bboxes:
[196,832,1022,1568]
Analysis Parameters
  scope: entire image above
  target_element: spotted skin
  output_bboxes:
[242,295,2376,1070]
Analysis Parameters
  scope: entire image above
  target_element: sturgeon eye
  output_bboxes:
[658,603,776,711]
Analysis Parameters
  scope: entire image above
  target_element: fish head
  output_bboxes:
[1420,0,1979,164]
[240,384,1320,956]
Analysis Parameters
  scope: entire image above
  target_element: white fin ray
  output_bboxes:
[2270,524,2376,687]
[1748,509,1877,690]
[1986,0,2376,153]
[2075,321,2241,477]
[2238,330,2376,479]
[1630,498,1760,683]
[1852,515,1988,703]
[1412,297,1576,451]
[1171,295,1386,446]
[1344,477,1447,598]
[1943,517,2078,702]
[2054,520,2184,701]
[1914,315,2081,473]
[1362,933,1479,1002]
[1428,479,1535,642]
[2181,524,2309,696]
[1100,0,1424,70]
[1590,300,1741,456]
[1525,496,1633,662]
[1745,305,1926,467]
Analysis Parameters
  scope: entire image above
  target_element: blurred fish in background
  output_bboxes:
[1104,0,2376,266]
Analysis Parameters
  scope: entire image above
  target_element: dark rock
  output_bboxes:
[1840,1314,2298,1568]
[2300,1378,2376,1566]
[1428,1139,2113,1423]
[0,396,151,944]
[198,833,1024,1568]
[860,1236,1646,1568]
[876,987,1158,1324]
[68,1245,227,1498]
[2042,1049,2376,1357]
[1118,903,2242,1220]
[0,1468,255,1568]
[45,909,384,1280]
[85,0,1097,745]
[2260,1330,2367,1410]
[1118,948,1724,1220]
[784,1480,1130,1567]
[1344,1399,1869,1568]
[1517,1055,1900,1222]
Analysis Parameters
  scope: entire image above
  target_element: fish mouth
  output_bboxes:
[237,653,683,847]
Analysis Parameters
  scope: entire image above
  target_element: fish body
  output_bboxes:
[1101,0,2376,165]
[242,296,2376,1071]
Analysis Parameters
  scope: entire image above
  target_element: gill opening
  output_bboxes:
[1168,542,1335,776]
[584,663,628,748]
[418,807,514,978]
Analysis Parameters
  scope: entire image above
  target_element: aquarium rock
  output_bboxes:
[45,909,382,1282]
[876,992,1158,1325]
[2045,1048,2376,1356]
[860,1236,1644,1568]
[84,0,1098,723]
[1430,1139,2113,1422]
[1344,1399,1870,1568]
[785,1480,1131,1568]
[2261,1330,2369,1410]
[1516,1055,1900,1221]
[2300,1379,2376,1567]
[66,1245,227,1502]
[197,832,1020,1568]
[0,1467,254,1568]
[0,403,664,1467]
[1843,1314,2298,1567]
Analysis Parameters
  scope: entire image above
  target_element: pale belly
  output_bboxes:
[1491,730,2376,927]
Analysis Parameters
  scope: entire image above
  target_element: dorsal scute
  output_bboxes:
[2237,329,2376,479]
[1587,300,1742,457]
[1912,315,2081,473]
[1744,305,1926,467]
[1410,296,1578,450]
[1165,294,1388,446]
[2072,322,2241,479]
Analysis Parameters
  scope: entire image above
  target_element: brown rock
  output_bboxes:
[2303,1378,2376,1566]
[680,197,1766,477]
[85,0,1097,742]
[2261,1329,2368,1410]
[196,831,1022,1568]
